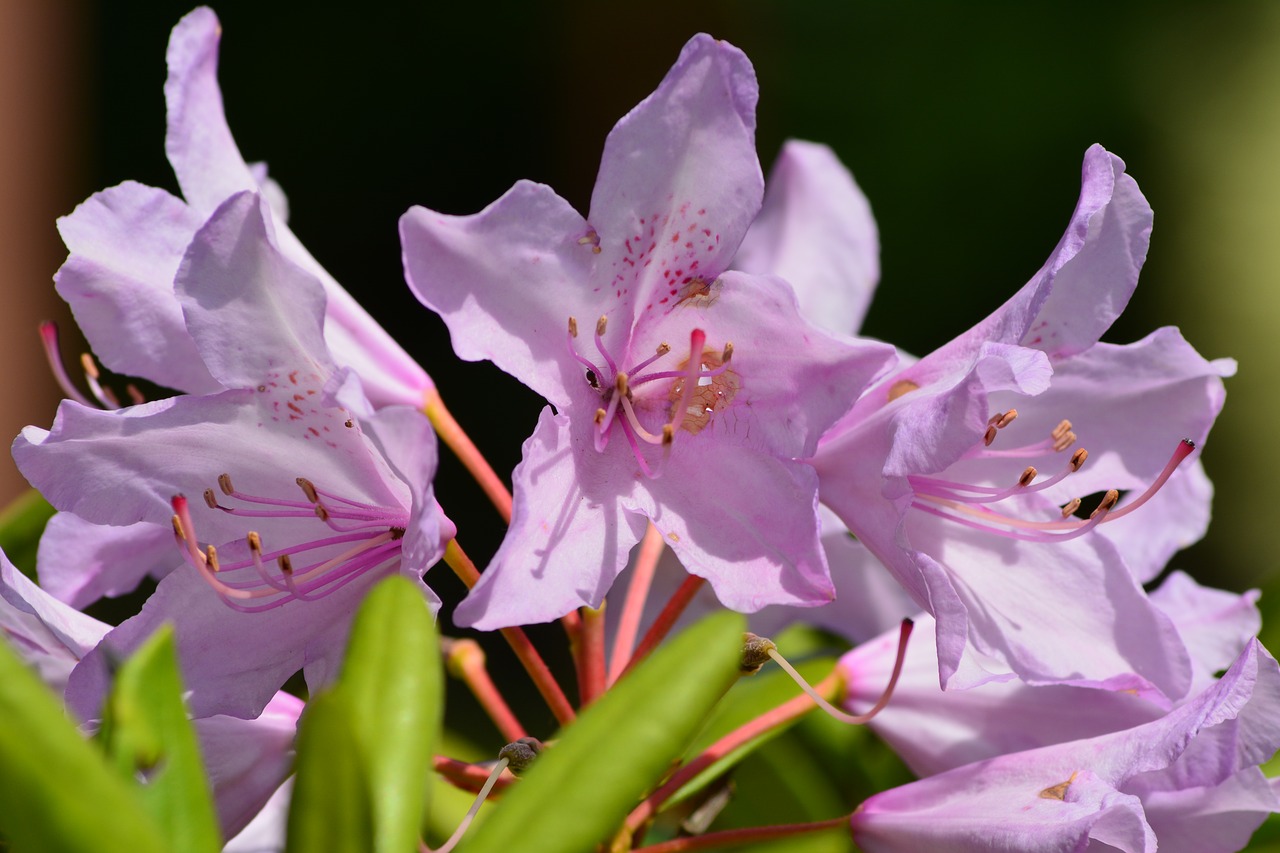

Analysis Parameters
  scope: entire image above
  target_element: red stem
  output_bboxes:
[621,574,705,678]
[577,604,607,707]
[444,539,576,725]
[423,388,513,523]
[631,816,848,853]
[623,672,840,837]
[608,523,665,684]
[447,639,527,742]
[432,756,516,795]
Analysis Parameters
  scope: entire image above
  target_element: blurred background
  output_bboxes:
[4,1,1278,601]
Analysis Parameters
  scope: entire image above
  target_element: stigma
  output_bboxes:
[170,473,409,612]
[908,410,1197,543]
[566,314,738,477]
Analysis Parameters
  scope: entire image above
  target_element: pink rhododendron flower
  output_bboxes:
[809,145,1233,698]
[400,35,894,629]
[849,639,1280,853]
[54,7,429,409]
[15,192,450,719]
[841,571,1261,777]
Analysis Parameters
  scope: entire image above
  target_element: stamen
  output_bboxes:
[665,329,706,438]
[722,341,733,362]
[912,439,1194,542]
[296,478,320,503]
[769,619,914,725]
[203,489,218,509]
[568,316,579,338]
[218,473,235,496]
[38,322,96,408]
[205,544,220,572]
[593,315,618,376]
[1018,466,1037,487]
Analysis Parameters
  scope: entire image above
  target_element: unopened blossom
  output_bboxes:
[810,145,1233,699]
[841,571,1261,777]
[0,550,300,841]
[53,6,429,409]
[15,192,450,720]
[850,639,1280,853]
[400,35,894,628]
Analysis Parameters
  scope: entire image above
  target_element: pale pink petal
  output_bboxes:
[733,140,879,335]
[400,181,596,407]
[36,514,176,608]
[454,408,648,629]
[54,182,220,393]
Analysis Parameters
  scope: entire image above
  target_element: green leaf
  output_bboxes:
[286,691,375,853]
[463,610,747,853]
[667,624,841,805]
[333,575,442,853]
[0,489,55,577]
[0,636,167,853]
[97,625,221,853]
[705,736,852,853]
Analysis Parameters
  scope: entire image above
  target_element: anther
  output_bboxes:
[615,371,629,395]
[218,473,235,495]
[278,554,294,575]
[741,633,777,675]
[661,424,674,446]
[1051,419,1072,440]
[1053,430,1077,452]
[595,408,607,425]
[596,315,608,337]
[79,352,100,380]
[1018,467,1037,488]
[1060,498,1081,518]
[1069,448,1088,471]
[296,478,320,504]
[203,489,219,509]
[983,425,998,446]
[1089,489,1121,519]
[205,545,220,572]
[247,531,263,553]
[992,409,1018,429]
[313,503,330,522]
[721,341,734,363]
[171,514,186,541]
[498,737,544,776]
[568,316,579,338]
[655,342,671,357]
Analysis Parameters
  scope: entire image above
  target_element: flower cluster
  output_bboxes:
[2,7,1276,853]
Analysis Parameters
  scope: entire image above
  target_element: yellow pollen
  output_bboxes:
[615,371,629,395]
[171,514,186,541]
[888,379,919,402]
[247,531,263,553]
[594,407,607,425]
[205,544,220,572]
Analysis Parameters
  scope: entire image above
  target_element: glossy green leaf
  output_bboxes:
[286,691,374,853]
[333,575,441,853]
[705,735,852,853]
[0,489,55,577]
[0,636,167,853]
[463,610,746,853]
[667,624,842,805]
[97,626,220,852]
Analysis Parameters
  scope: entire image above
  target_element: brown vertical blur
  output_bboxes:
[0,0,86,504]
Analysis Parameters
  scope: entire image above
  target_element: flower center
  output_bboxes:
[908,410,1196,542]
[170,474,409,612]
[566,315,737,477]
